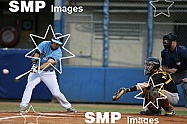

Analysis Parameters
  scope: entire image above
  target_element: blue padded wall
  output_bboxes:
[0,49,52,100]
[104,68,147,104]
[58,67,185,106]
[0,49,185,106]
[58,66,105,102]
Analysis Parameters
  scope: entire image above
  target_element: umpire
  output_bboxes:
[161,33,187,108]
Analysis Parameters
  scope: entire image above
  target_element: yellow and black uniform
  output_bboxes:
[143,69,179,115]
[149,69,178,94]
[112,57,178,116]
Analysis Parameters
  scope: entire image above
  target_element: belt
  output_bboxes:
[43,70,54,72]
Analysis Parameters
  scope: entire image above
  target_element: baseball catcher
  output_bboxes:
[112,57,179,116]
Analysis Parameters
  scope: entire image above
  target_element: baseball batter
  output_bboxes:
[113,57,179,116]
[19,33,76,113]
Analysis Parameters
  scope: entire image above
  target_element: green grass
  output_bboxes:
[75,106,139,113]
[75,107,187,116]
[0,102,186,116]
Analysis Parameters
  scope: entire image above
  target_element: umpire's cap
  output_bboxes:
[163,33,178,41]
[51,33,63,45]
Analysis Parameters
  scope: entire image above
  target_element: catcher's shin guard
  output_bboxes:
[140,107,162,115]
[140,87,161,115]
[159,99,175,116]
[112,87,126,101]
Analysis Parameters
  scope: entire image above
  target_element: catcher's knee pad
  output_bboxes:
[152,88,161,98]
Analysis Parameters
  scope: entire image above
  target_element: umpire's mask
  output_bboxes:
[162,33,178,49]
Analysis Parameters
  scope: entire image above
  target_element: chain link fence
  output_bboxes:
[63,0,187,68]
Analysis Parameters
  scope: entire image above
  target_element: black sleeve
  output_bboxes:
[48,57,55,61]
[31,49,41,64]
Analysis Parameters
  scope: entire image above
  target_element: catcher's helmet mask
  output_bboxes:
[144,57,160,75]
[162,33,178,49]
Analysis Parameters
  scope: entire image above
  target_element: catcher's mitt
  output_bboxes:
[112,87,126,101]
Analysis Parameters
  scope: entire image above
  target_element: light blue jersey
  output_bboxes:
[37,41,62,70]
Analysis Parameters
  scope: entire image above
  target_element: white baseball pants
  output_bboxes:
[20,71,71,109]
[163,90,179,105]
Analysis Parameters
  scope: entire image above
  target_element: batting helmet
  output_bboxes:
[144,57,160,75]
[51,33,63,45]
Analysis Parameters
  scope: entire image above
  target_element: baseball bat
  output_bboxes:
[14,70,31,82]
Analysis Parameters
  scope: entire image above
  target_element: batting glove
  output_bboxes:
[31,64,38,73]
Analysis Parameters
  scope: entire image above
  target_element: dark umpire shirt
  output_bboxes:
[161,45,187,73]
[148,70,178,93]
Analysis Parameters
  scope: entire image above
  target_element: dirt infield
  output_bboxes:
[0,112,187,124]
[0,102,186,124]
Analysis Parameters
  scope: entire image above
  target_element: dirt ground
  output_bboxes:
[0,103,187,124]
[0,111,187,124]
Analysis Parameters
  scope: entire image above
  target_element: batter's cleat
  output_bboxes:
[67,107,77,113]
[140,109,162,115]
[19,106,28,113]
[112,87,126,101]
[164,111,176,116]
